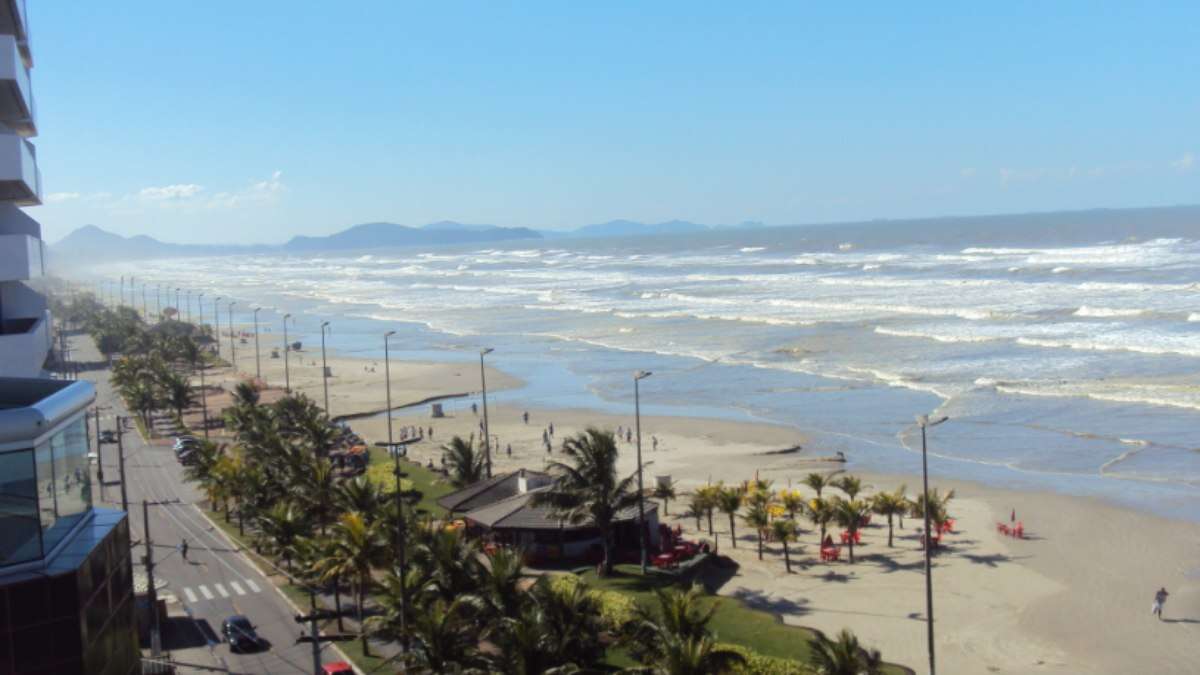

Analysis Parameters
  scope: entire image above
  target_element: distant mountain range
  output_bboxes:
[47,205,1200,266]
[48,218,762,263]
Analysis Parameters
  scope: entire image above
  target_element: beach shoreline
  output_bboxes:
[213,344,1200,674]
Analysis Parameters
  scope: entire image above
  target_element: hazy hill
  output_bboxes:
[283,221,541,250]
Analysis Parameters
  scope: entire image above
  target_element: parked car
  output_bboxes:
[322,663,354,675]
[221,615,266,653]
[99,430,117,444]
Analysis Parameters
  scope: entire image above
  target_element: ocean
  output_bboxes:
[99,223,1200,520]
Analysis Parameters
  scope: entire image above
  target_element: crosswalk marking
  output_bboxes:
[181,579,263,604]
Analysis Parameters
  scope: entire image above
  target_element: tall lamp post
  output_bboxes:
[156,284,162,321]
[916,413,949,675]
[141,284,148,319]
[282,313,293,392]
[384,331,396,450]
[228,302,237,370]
[634,370,652,574]
[174,288,181,319]
[213,297,222,358]
[253,307,262,382]
[185,290,192,323]
[479,347,494,478]
[197,293,204,333]
[320,321,331,412]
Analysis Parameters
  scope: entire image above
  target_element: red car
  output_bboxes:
[322,662,354,675]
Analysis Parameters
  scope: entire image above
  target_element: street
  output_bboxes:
[77,333,349,675]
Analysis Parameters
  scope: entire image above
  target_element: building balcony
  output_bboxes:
[0,308,48,377]
[0,35,32,136]
[0,232,40,281]
[0,131,37,204]
[0,0,29,68]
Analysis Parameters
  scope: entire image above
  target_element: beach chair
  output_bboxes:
[1013,522,1024,539]
[996,522,1010,536]
[820,546,841,562]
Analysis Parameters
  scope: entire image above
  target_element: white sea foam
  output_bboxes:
[874,327,997,344]
[1074,306,1145,318]
[739,246,767,253]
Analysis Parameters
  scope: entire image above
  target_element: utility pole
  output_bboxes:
[392,448,409,650]
[94,408,105,499]
[143,500,162,657]
[117,416,129,513]
[198,358,209,440]
[296,592,340,675]
[228,302,237,370]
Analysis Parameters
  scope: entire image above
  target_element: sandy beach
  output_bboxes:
[203,347,1200,675]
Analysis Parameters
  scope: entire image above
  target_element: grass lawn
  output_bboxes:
[581,564,909,675]
[365,449,454,517]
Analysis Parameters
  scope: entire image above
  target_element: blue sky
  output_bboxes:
[29,2,1200,244]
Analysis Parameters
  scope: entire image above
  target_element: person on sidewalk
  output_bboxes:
[1152,587,1169,620]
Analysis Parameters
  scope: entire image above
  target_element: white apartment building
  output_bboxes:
[0,0,47,378]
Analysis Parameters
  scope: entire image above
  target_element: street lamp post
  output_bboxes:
[253,307,262,382]
[479,348,494,478]
[141,284,148,319]
[119,276,125,307]
[213,297,222,359]
[156,284,162,321]
[228,302,237,369]
[197,293,204,333]
[916,413,949,675]
[283,313,292,392]
[384,331,396,451]
[174,288,180,320]
[634,370,652,574]
[320,321,331,412]
[185,290,191,323]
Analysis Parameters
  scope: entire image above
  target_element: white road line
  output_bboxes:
[215,583,229,598]
[230,581,246,596]
[183,587,198,603]
[245,578,261,593]
[199,585,214,600]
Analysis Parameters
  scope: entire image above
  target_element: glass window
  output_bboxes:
[38,417,94,555]
[0,449,41,565]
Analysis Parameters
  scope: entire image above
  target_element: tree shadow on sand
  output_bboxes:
[729,588,811,616]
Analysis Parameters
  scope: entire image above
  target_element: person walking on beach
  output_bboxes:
[1152,587,1169,620]
[652,435,658,451]
[523,411,529,425]
[548,422,555,437]
[472,402,478,416]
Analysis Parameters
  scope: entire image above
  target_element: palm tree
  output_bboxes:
[403,597,485,673]
[832,498,872,563]
[742,502,770,560]
[833,475,864,501]
[475,546,527,621]
[486,577,606,674]
[125,380,159,431]
[409,528,486,603]
[779,489,806,522]
[683,496,705,532]
[336,475,384,523]
[161,370,195,423]
[910,487,955,531]
[808,628,884,675]
[715,487,743,548]
[630,585,746,675]
[652,479,678,516]
[871,490,907,547]
[531,428,640,576]
[694,485,720,536]
[442,435,486,488]
[255,502,308,572]
[803,472,835,500]
[293,456,339,536]
[806,496,836,546]
[311,512,390,654]
[770,519,799,573]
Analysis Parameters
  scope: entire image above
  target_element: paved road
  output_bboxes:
[76,333,346,675]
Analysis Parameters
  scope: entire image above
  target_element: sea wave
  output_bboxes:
[1074,306,1145,318]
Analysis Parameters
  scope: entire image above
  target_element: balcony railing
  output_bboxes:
[0,34,33,135]
[0,0,29,68]
[0,131,38,204]
[0,308,48,377]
